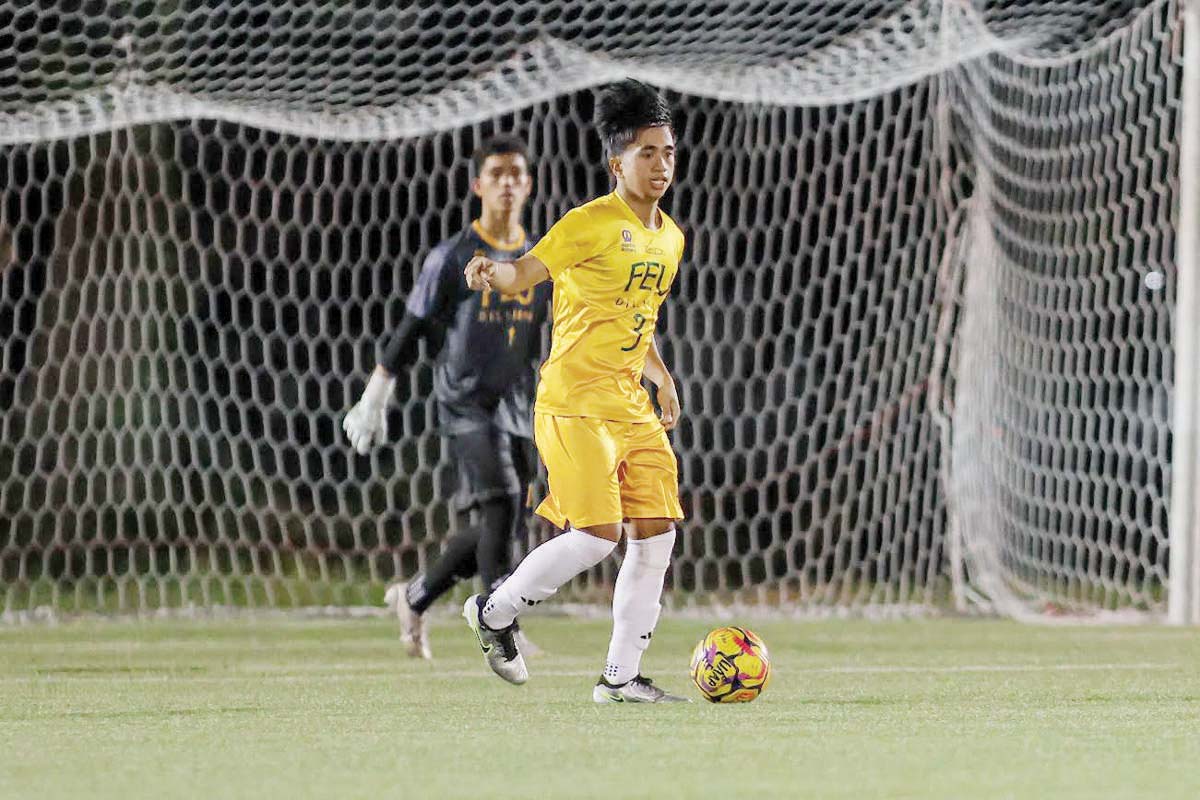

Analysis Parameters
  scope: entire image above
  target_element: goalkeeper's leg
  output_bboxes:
[474,434,537,591]
[411,496,520,613]
[389,427,524,656]
[472,434,543,655]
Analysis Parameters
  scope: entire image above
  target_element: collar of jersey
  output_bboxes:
[609,190,669,234]
[472,220,526,251]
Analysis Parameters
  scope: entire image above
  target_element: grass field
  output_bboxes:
[2,614,1198,799]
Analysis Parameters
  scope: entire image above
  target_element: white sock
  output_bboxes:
[603,527,676,685]
[482,528,617,629]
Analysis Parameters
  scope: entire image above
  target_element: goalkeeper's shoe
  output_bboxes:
[592,675,691,704]
[462,594,527,685]
[384,583,431,660]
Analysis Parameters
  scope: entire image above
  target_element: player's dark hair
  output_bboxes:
[595,79,673,160]
[472,134,529,173]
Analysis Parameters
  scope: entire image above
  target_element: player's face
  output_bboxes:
[473,153,532,214]
[612,125,676,201]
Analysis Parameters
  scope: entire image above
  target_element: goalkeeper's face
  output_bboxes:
[473,153,532,215]
[612,125,675,202]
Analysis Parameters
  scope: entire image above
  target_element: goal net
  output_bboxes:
[0,0,1185,620]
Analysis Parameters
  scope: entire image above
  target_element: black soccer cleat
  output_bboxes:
[592,674,690,704]
[462,594,528,685]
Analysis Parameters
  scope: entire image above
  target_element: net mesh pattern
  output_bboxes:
[0,0,1182,618]
[949,0,1181,617]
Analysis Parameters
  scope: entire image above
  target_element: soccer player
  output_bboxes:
[461,80,688,703]
[342,134,550,659]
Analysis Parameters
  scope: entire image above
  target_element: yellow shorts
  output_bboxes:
[534,413,684,529]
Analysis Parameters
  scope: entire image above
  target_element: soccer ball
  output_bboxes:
[689,626,771,703]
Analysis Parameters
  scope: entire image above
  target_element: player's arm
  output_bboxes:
[343,246,450,455]
[471,207,596,293]
[464,252,549,295]
[643,335,681,432]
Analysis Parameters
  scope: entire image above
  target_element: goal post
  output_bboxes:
[1169,0,1200,626]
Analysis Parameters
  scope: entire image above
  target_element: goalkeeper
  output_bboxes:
[342,135,549,659]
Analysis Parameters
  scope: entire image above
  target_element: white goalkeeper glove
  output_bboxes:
[342,370,396,455]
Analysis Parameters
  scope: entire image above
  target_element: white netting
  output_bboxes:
[949,0,1181,618]
[0,0,1184,618]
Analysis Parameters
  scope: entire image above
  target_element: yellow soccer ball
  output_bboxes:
[689,626,771,703]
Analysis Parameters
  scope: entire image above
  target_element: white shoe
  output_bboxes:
[462,594,528,685]
[592,675,691,704]
[384,583,431,659]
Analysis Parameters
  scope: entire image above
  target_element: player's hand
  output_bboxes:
[342,371,396,455]
[656,379,682,432]
[464,255,497,291]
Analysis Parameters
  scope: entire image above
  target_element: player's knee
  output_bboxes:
[625,523,676,571]
[627,518,675,540]
[576,522,623,542]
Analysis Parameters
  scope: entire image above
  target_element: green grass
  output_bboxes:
[1,616,1198,799]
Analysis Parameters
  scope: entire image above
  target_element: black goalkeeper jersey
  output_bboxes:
[404,222,551,438]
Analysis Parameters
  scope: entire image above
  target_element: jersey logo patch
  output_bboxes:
[620,229,636,252]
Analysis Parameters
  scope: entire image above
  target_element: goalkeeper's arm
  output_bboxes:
[342,313,431,455]
[344,244,452,455]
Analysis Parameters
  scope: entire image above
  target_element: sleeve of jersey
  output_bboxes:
[404,244,454,321]
[528,208,598,280]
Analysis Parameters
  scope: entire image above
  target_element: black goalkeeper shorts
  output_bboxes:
[448,427,537,511]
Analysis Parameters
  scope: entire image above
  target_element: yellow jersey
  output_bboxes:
[529,191,686,422]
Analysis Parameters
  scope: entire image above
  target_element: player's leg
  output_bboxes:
[478,417,624,627]
[463,416,624,684]
[593,421,687,703]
